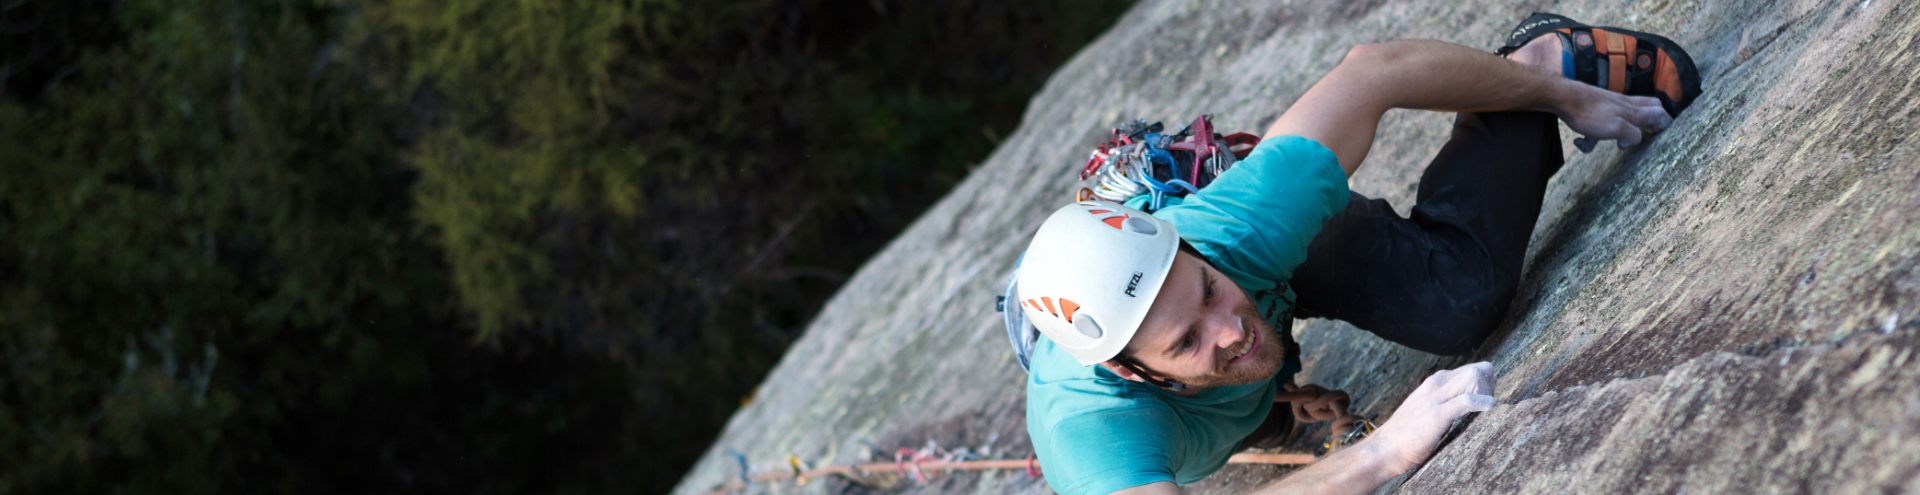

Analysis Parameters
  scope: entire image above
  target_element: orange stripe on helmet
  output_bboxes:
[1058,299,1080,322]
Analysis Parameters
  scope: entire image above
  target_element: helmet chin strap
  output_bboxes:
[1115,314,1243,393]
[1114,356,1189,392]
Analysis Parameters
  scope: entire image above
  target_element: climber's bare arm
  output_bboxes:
[1107,363,1497,495]
[1264,40,1672,176]
[1107,445,1402,495]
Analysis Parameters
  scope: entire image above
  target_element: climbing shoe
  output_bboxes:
[1498,12,1703,117]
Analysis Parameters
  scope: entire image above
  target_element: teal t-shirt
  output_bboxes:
[1026,135,1349,495]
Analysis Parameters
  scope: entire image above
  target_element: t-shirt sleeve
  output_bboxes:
[1152,135,1348,292]
[1045,407,1183,495]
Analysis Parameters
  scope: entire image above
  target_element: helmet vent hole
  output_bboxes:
[1124,217,1158,235]
[1074,316,1104,339]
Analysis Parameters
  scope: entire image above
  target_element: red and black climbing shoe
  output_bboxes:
[1498,12,1703,117]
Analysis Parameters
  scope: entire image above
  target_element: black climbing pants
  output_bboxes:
[1287,111,1565,356]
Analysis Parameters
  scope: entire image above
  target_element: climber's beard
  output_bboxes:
[1151,304,1287,389]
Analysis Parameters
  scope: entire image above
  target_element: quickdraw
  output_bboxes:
[1323,417,1379,453]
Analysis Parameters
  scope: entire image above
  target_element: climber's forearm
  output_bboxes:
[1250,363,1497,494]
[1107,441,1405,495]
[1263,40,1579,176]
[1246,437,1407,495]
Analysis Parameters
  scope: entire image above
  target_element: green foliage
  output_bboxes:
[370,1,1133,477]
[0,0,1132,492]
[371,0,1135,347]
[374,0,648,336]
[0,0,623,491]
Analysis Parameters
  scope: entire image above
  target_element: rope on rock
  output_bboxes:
[702,450,1315,495]
[702,385,1374,494]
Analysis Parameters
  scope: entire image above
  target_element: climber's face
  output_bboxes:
[1111,251,1286,389]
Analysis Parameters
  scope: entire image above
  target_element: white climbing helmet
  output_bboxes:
[1016,200,1180,366]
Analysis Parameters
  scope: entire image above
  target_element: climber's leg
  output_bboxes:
[1288,111,1563,355]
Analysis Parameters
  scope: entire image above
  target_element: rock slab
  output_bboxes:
[673,0,1920,493]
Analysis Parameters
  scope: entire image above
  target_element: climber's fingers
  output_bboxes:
[1424,361,1494,399]
[1437,392,1497,418]
[1563,90,1672,150]
[1368,363,1502,471]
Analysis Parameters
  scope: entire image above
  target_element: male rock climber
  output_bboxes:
[1012,14,1699,495]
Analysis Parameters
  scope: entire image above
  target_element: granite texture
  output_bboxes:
[673,0,1920,493]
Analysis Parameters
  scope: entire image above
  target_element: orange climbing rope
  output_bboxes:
[701,450,1317,495]
[1276,383,1378,450]
[704,385,1368,494]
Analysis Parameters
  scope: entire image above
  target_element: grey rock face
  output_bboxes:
[1406,331,1920,494]
[674,0,1920,494]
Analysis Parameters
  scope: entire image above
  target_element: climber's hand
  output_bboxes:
[1367,362,1496,474]
[1557,84,1672,149]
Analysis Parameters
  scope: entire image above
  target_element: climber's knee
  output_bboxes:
[1413,294,1510,355]
[1353,245,1516,356]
